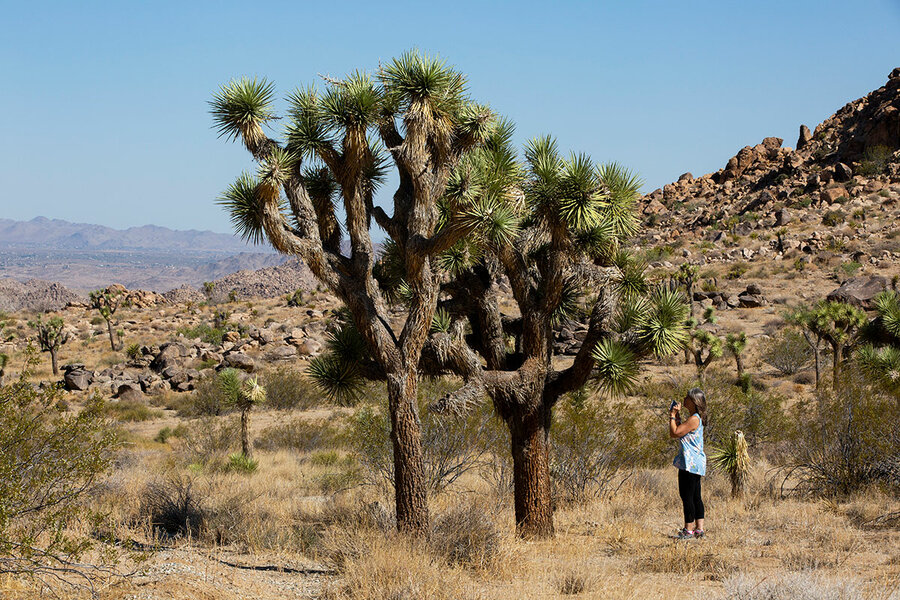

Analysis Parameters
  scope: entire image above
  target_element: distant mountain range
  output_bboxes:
[0,216,275,253]
[0,217,287,292]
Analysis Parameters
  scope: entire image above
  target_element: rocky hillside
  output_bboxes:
[0,279,82,312]
[641,68,900,242]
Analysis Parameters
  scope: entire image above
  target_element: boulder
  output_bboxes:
[297,339,322,356]
[63,368,92,391]
[834,163,853,182]
[265,344,298,362]
[797,124,812,150]
[151,342,189,372]
[821,186,847,204]
[224,352,256,372]
[826,276,888,309]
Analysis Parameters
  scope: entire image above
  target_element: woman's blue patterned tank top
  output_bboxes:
[673,413,706,476]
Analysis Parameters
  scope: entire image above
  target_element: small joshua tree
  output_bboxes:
[203,281,215,300]
[674,263,699,318]
[787,307,825,388]
[0,353,8,386]
[686,308,722,381]
[29,316,69,376]
[725,331,748,379]
[793,301,867,391]
[219,368,266,460]
[711,430,750,498]
[89,288,124,351]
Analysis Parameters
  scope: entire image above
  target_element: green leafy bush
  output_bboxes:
[822,210,845,227]
[550,392,646,504]
[255,417,339,453]
[726,262,748,280]
[0,347,120,581]
[782,370,900,497]
[761,329,813,375]
[858,145,892,175]
[259,366,324,410]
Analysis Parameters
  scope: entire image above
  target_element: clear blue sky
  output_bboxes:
[2,0,899,238]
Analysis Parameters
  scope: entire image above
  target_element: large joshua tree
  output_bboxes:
[211,51,518,535]
[313,134,689,537]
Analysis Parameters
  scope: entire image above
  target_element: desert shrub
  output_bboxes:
[100,398,163,422]
[858,145,892,176]
[726,262,748,280]
[226,452,258,474]
[125,343,141,359]
[761,329,813,375]
[259,366,324,410]
[429,503,501,569]
[0,349,120,583]
[554,565,595,596]
[177,322,226,345]
[839,261,862,277]
[781,370,900,497]
[255,417,339,453]
[345,380,500,494]
[154,424,187,444]
[550,391,646,504]
[173,416,239,467]
[822,210,845,226]
[178,374,230,417]
[140,475,208,538]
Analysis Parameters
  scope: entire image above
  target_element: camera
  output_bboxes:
[670,400,678,411]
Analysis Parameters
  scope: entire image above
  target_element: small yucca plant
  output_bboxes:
[710,430,750,498]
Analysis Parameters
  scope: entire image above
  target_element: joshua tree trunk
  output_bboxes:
[50,348,59,376]
[106,319,118,351]
[387,374,429,536]
[508,407,554,538]
[832,344,841,392]
[813,346,821,389]
[240,408,252,459]
[734,354,744,378]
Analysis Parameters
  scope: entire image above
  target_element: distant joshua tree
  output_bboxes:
[0,353,8,386]
[29,315,70,375]
[725,331,748,379]
[791,301,867,391]
[89,288,124,351]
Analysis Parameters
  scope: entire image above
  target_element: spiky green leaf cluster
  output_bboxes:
[856,344,900,392]
[379,50,467,118]
[306,316,368,406]
[591,339,640,396]
[430,308,452,334]
[210,77,277,142]
[633,287,691,357]
[217,173,266,245]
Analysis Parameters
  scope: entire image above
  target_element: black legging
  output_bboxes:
[677,469,705,524]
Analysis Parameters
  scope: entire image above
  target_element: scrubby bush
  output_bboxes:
[0,348,120,583]
[430,503,501,569]
[259,366,324,410]
[726,262,749,280]
[173,416,240,468]
[176,322,226,345]
[761,329,813,375]
[858,144,892,176]
[550,391,646,504]
[822,210,845,226]
[100,398,163,422]
[255,417,339,453]
[140,475,208,538]
[782,371,900,497]
[226,452,259,474]
[178,374,229,417]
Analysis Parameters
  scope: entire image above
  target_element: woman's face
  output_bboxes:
[684,395,696,413]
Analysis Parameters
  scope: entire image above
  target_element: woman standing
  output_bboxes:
[669,387,707,539]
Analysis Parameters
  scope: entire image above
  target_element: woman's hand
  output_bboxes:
[670,401,682,415]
